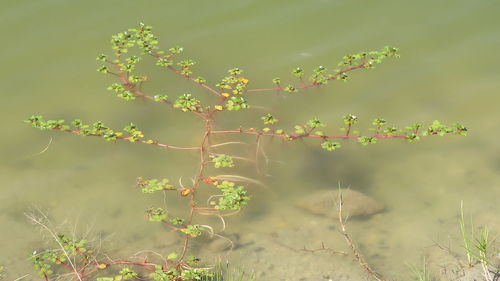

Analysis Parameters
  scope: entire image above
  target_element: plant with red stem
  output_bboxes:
[25,23,466,281]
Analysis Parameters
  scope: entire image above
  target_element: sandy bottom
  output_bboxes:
[1,144,499,280]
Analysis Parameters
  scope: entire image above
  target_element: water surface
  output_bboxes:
[1,0,499,280]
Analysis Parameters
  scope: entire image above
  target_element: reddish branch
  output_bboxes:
[211,129,408,140]
[177,119,212,263]
[167,65,222,97]
[56,259,77,272]
[79,260,159,279]
[247,62,367,93]
[147,52,222,98]
[52,128,201,150]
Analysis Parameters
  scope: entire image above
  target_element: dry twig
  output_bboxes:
[337,192,386,281]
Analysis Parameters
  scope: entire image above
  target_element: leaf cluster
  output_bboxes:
[26,116,159,144]
[30,234,89,278]
[211,181,250,210]
[137,177,175,193]
[211,154,235,168]
[97,268,138,281]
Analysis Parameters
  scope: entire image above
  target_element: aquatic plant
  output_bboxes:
[406,257,432,281]
[202,261,254,281]
[25,23,467,280]
[459,202,499,280]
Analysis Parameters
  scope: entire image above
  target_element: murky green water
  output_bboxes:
[1,0,499,280]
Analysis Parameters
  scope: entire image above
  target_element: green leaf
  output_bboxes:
[169,217,185,226]
[156,58,173,67]
[137,177,174,193]
[177,59,196,68]
[284,85,297,93]
[181,225,202,237]
[211,154,235,168]
[226,96,249,111]
[169,45,184,54]
[117,90,136,101]
[308,118,326,129]
[122,123,144,141]
[167,252,178,260]
[425,120,450,136]
[96,54,107,61]
[213,181,250,210]
[321,141,341,151]
[174,94,200,112]
[406,133,420,143]
[119,268,138,279]
[261,113,279,125]
[453,123,468,136]
[358,136,377,146]
[383,126,398,136]
[294,125,306,135]
[228,67,243,76]
[126,56,141,64]
[97,66,109,74]
[145,207,168,222]
[372,118,387,127]
[292,67,304,78]
[342,114,358,125]
[154,94,169,102]
[194,76,206,83]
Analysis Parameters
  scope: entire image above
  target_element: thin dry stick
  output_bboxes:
[274,239,347,256]
[200,224,235,254]
[210,141,248,148]
[338,193,386,281]
[31,137,53,156]
[301,242,347,256]
[13,274,31,281]
[197,211,227,231]
[255,135,262,174]
[214,175,266,187]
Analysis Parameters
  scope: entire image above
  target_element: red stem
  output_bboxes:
[53,128,201,150]
[247,62,367,93]
[79,260,158,279]
[147,52,221,97]
[167,66,222,97]
[210,129,408,140]
[178,119,212,263]
[57,260,76,272]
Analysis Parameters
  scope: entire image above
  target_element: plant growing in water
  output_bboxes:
[459,202,499,280]
[25,23,467,280]
[406,257,432,281]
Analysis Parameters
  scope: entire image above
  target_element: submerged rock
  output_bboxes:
[296,188,385,218]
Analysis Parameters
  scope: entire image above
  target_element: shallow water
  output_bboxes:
[1,0,499,280]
